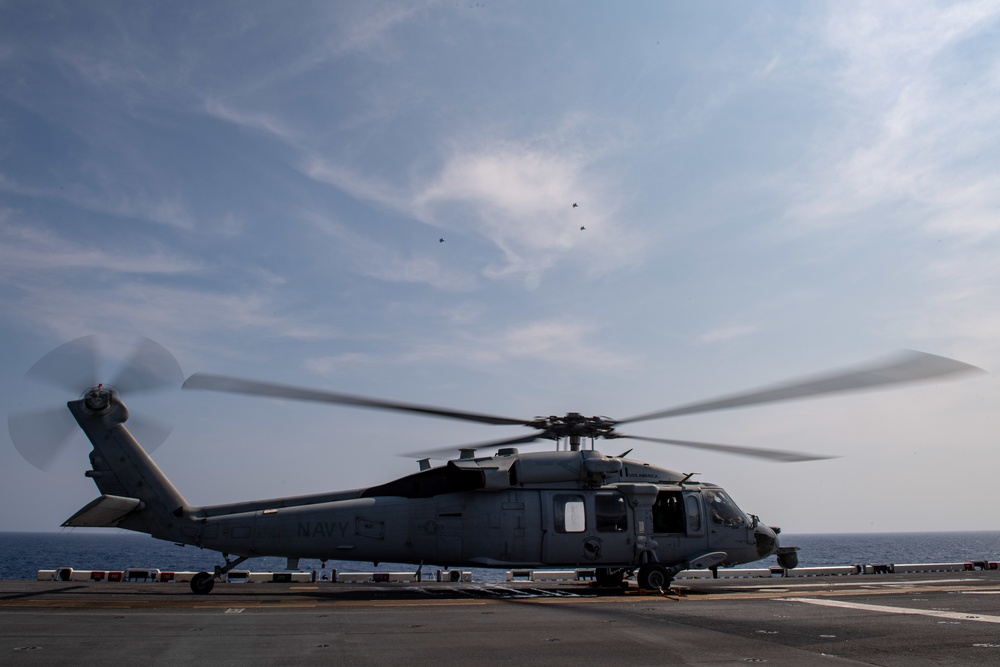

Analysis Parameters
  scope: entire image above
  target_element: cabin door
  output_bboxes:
[541,490,633,566]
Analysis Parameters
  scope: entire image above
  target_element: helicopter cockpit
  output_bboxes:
[704,487,749,527]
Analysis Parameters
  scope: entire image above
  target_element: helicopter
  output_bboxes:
[8,336,983,594]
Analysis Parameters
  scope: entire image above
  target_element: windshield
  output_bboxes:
[704,488,748,527]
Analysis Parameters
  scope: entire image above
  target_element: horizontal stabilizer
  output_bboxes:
[62,494,142,528]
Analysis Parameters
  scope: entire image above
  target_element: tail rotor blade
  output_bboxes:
[24,335,99,394]
[126,414,174,454]
[8,407,79,470]
[114,337,184,395]
[12,335,181,471]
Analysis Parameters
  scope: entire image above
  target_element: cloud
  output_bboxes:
[411,141,641,279]
[301,132,644,288]
[780,3,1000,235]
[0,173,198,231]
[300,211,478,291]
[0,215,332,345]
[303,158,409,211]
[203,98,301,144]
[699,324,760,344]
[308,319,634,372]
[0,218,200,276]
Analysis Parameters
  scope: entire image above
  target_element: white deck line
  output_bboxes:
[782,597,1000,624]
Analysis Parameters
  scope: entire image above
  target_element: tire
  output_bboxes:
[190,571,215,595]
[637,563,671,590]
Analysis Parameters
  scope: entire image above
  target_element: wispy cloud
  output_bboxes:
[411,140,642,279]
[0,213,331,345]
[781,3,1000,235]
[301,211,478,291]
[0,173,198,231]
[304,133,644,285]
[305,319,634,374]
[0,218,200,275]
[203,98,301,144]
[699,324,760,344]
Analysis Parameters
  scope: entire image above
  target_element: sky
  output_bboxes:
[1,1,999,540]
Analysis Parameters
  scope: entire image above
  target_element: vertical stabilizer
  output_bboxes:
[68,390,190,541]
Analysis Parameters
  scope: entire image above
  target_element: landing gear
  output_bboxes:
[189,553,251,594]
[637,562,672,590]
[190,571,215,595]
[594,567,626,588]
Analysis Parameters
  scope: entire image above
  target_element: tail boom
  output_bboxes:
[67,390,192,542]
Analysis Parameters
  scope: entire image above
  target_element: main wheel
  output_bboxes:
[637,563,671,590]
[190,571,215,595]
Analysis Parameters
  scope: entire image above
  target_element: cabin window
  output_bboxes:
[595,491,628,533]
[652,490,685,533]
[554,494,586,533]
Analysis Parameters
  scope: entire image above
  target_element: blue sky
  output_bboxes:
[1,1,998,538]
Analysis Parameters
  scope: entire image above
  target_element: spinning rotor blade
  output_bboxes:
[8,407,80,471]
[401,432,550,461]
[24,335,99,393]
[127,414,174,454]
[619,350,983,426]
[616,434,834,463]
[113,338,184,395]
[184,373,529,426]
[10,335,183,470]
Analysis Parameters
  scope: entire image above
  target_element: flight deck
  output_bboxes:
[3,570,1000,666]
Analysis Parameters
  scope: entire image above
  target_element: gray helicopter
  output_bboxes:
[8,337,982,594]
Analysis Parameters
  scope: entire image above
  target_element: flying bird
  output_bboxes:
[572,203,578,208]
[439,238,445,243]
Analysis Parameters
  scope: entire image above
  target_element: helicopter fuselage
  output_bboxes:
[184,450,778,572]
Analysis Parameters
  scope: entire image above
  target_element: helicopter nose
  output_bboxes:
[754,523,779,559]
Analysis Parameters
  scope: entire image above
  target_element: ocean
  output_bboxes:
[2,530,998,582]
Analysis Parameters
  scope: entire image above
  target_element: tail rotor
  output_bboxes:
[8,335,183,470]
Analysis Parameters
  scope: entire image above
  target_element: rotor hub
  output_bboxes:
[83,384,114,412]
[529,413,619,441]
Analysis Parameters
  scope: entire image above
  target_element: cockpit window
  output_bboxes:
[705,488,747,526]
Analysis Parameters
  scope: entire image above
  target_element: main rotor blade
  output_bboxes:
[24,335,99,394]
[183,373,529,426]
[617,434,834,462]
[619,350,983,425]
[401,432,550,460]
[113,338,184,395]
[8,407,79,470]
